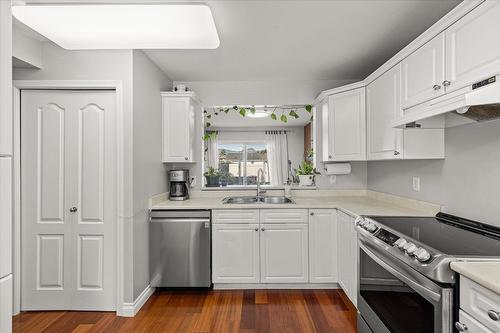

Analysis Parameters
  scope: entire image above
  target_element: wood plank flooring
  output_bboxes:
[13,289,357,333]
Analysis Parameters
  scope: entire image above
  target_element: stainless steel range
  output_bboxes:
[356,213,500,333]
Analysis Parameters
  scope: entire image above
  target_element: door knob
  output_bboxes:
[443,80,451,87]
[454,322,468,331]
[433,84,441,90]
[69,207,78,213]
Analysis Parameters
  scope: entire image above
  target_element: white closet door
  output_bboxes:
[21,90,116,311]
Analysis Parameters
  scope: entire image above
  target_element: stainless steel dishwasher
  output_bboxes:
[150,210,211,288]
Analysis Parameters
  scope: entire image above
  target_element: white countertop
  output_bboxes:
[150,191,440,218]
[451,262,500,295]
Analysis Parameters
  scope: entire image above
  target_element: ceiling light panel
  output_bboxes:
[12,4,220,50]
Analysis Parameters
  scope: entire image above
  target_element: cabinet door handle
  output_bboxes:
[433,84,441,90]
[394,151,400,156]
[254,228,259,232]
[261,227,265,231]
[328,155,333,159]
[488,309,500,321]
[454,322,468,331]
[184,157,189,161]
[310,212,315,216]
[443,80,451,87]
[69,206,78,213]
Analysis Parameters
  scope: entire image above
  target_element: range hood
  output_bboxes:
[392,76,500,128]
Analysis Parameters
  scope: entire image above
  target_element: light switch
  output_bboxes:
[412,177,420,192]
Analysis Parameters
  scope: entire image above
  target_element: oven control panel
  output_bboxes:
[394,238,432,263]
[375,229,399,246]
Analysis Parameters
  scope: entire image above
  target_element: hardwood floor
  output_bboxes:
[13,289,357,333]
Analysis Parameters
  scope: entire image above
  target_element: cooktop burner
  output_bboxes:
[367,213,500,257]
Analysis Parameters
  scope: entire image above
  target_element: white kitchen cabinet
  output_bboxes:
[401,33,445,109]
[445,1,500,93]
[260,223,308,283]
[367,64,403,160]
[459,276,500,332]
[212,224,260,283]
[309,209,338,283]
[0,157,12,279]
[337,211,358,307]
[322,87,366,162]
[458,310,493,333]
[161,91,200,163]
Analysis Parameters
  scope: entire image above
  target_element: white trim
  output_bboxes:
[314,81,365,104]
[118,285,155,317]
[12,80,126,315]
[213,283,339,290]
[12,88,20,316]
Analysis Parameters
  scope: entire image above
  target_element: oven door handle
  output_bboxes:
[359,242,442,304]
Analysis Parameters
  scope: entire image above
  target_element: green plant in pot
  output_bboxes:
[295,161,318,186]
[204,167,220,187]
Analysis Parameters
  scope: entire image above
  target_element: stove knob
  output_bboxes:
[415,248,431,262]
[405,244,418,255]
[366,222,378,233]
[395,238,407,249]
[403,242,415,251]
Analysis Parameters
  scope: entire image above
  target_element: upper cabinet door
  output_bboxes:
[327,88,366,161]
[162,93,198,163]
[401,33,445,109]
[367,65,403,160]
[445,1,500,93]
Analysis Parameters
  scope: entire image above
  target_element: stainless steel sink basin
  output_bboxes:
[222,196,295,204]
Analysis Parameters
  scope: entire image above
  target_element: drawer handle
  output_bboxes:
[455,322,468,331]
[488,309,500,321]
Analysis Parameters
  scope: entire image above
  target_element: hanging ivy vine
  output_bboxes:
[203,104,313,141]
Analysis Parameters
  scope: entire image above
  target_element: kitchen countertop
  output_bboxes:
[451,262,500,295]
[150,191,440,218]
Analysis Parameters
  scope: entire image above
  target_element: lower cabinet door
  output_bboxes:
[458,310,494,333]
[212,224,260,283]
[309,209,338,283]
[0,275,12,333]
[260,224,308,283]
[337,211,358,307]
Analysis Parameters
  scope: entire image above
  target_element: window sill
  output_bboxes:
[201,185,318,191]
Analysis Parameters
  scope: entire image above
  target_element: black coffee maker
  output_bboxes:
[168,170,190,201]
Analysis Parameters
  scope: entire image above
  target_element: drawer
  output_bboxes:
[260,209,308,224]
[461,276,500,332]
[457,310,493,333]
[212,209,259,224]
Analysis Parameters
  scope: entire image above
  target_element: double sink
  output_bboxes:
[222,196,295,204]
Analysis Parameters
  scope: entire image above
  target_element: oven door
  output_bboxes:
[358,238,453,333]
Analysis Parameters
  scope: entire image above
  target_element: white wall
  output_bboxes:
[368,120,500,227]
[13,42,137,302]
[131,50,172,299]
[0,1,13,331]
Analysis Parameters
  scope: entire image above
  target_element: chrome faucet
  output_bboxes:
[256,168,266,198]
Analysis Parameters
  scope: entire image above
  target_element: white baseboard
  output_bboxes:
[117,285,155,317]
[213,283,340,290]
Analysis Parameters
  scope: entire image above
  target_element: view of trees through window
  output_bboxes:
[218,143,270,186]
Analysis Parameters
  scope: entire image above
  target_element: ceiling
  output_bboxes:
[145,0,460,81]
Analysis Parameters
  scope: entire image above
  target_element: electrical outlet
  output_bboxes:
[412,177,420,192]
[190,176,197,188]
[330,175,336,184]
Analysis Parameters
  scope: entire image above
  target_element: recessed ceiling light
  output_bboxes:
[12,4,220,50]
[247,110,269,118]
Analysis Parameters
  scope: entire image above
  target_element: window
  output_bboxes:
[217,142,270,186]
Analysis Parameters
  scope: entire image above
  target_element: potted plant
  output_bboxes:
[295,161,318,186]
[204,167,220,187]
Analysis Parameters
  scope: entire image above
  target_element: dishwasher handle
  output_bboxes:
[150,218,210,223]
